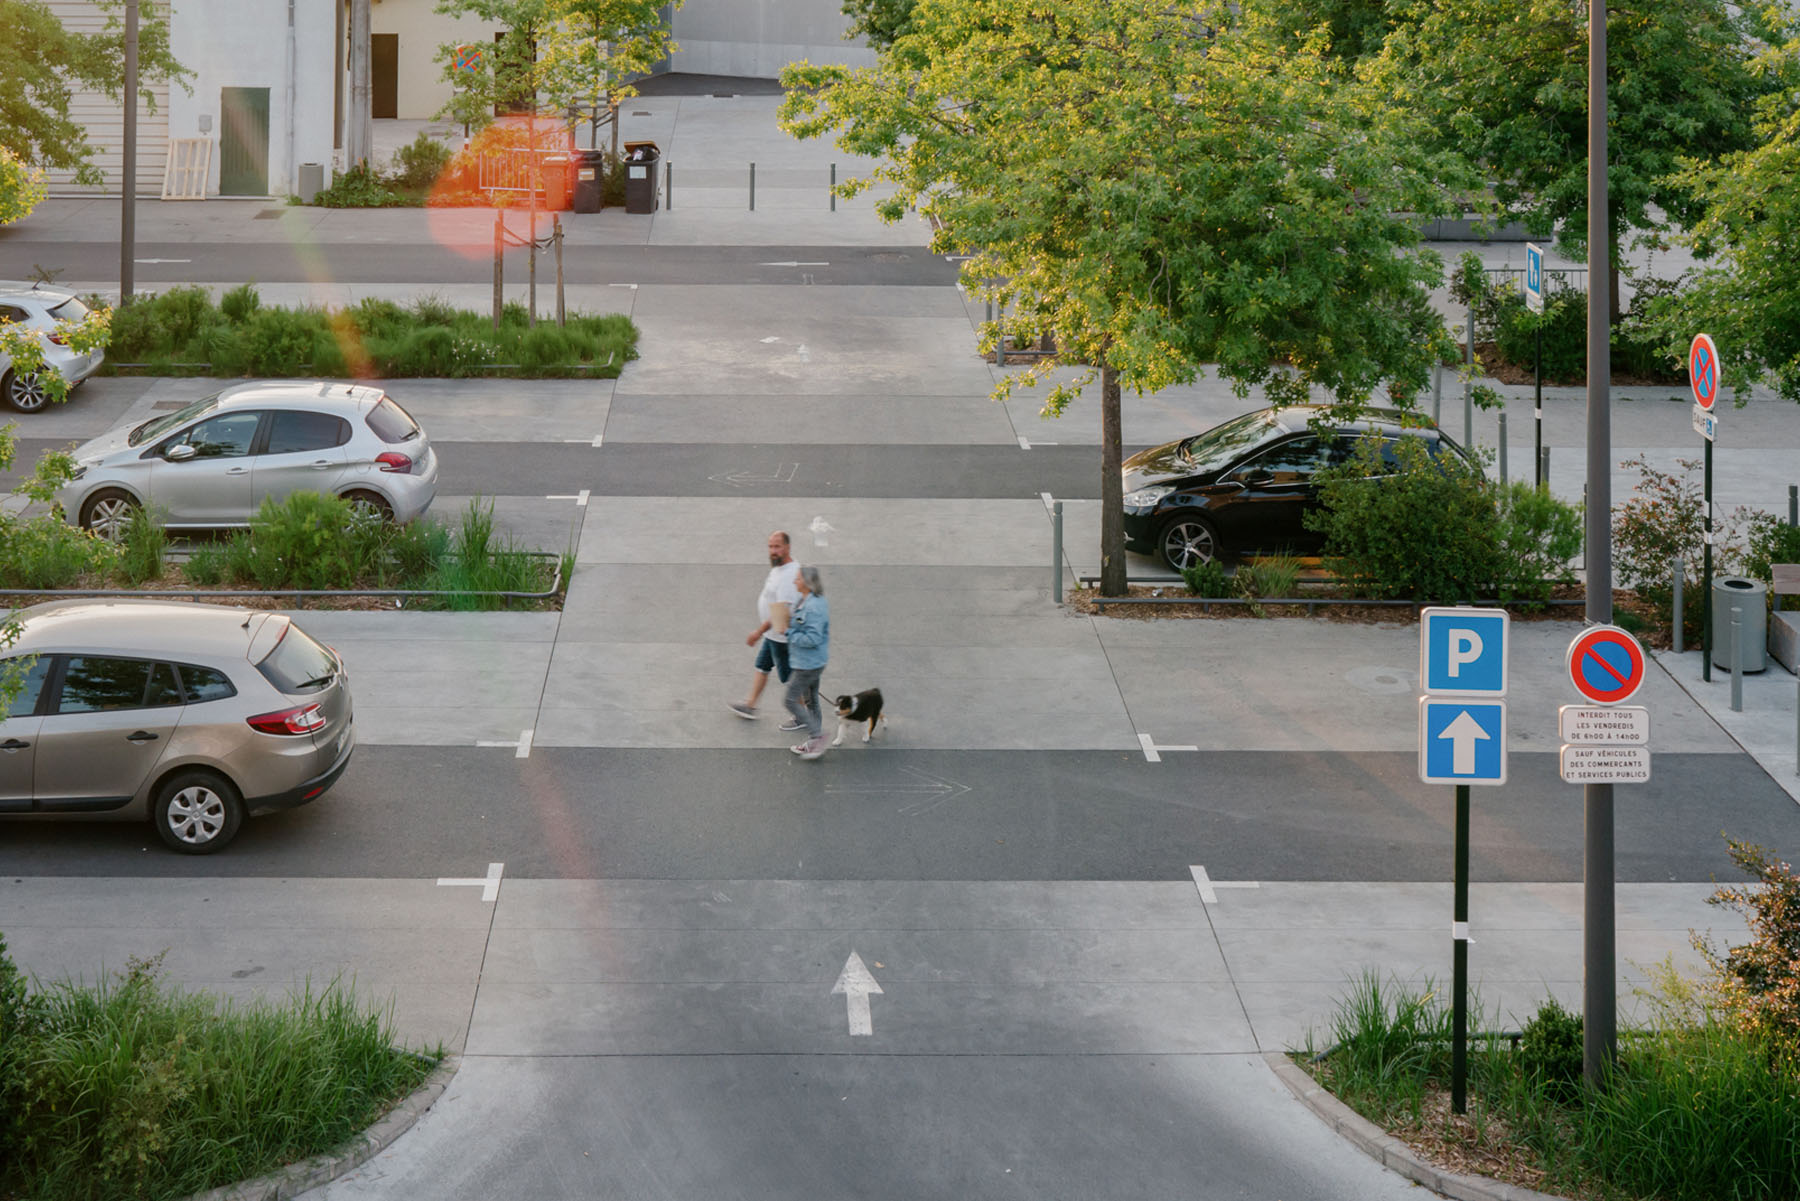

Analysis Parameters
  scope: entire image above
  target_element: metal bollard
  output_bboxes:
[830,163,836,212]
[1790,484,1797,527]
[1671,556,1684,654]
[1540,446,1550,487]
[1794,679,1799,776]
[1498,412,1508,484]
[1053,501,1064,604]
[1731,601,1744,713]
[665,160,672,211]
[749,161,755,211]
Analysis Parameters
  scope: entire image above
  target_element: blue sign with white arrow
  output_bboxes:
[1419,699,1507,785]
[1525,243,1544,314]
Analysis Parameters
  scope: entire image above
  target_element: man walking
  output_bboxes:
[728,530,803,726]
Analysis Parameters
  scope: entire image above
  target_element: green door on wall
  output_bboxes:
[219,87,270,196]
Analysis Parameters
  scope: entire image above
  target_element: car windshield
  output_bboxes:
[129,393,222,446]
[1179,410,1282,473]
[48,296,90,323]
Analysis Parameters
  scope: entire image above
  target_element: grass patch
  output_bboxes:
[104,283,636,380]
[0,936,440,1201]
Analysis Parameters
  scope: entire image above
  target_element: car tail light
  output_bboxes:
[247,704,326,736]
[376,452,412,474]
[45,331,68,346]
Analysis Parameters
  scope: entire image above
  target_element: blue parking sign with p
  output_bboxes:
[1420,607,1509,696]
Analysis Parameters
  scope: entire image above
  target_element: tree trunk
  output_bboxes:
[1099,363,1126,597]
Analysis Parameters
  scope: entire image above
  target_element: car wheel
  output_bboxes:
[79,488,139,541]
[1159,515,1224,571]
[342,490,394,524]
[153,770,245,855]
[1,369,49,414]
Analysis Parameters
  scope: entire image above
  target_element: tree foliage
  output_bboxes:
[781,0,1467,592]
[0,0,190,185]
[0,149,47,226]
[840,0,917,51]
[1357,0,1766,264]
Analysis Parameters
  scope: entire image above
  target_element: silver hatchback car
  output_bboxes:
[0,599,355,853]
[0,283,106,413]
[57,380,439,537]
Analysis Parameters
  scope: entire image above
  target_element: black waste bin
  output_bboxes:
[571,148,606,213]
[624,140,659,213]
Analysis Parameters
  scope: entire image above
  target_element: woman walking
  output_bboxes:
[784,565,831,760]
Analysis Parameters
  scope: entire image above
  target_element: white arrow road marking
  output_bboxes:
[476,729,534,758]
[546,490,590,507]
[1189,865,1260,905]
[832,952,883,1036]
[826,766,971,816]
[707,464,799,487]
[1138,733,1199,763]
[1438,710,1490,774]
[438,862,504,902]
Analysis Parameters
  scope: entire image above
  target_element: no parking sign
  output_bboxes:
[1565,626,1647,706]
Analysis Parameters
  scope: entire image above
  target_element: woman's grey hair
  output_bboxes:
[799,565,824,596]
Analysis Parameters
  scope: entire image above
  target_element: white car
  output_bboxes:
[0,283,106,412]
[57,380,440,537]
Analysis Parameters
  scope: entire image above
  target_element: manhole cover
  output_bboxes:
[254,208,284,220]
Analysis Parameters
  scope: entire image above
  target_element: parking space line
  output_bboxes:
[1189,865,1259,905]
[1138,733,1198,763]
[546,490,590,507]
[476,729,534,757]
[437,861,505,902]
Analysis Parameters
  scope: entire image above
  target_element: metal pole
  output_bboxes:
[1672,556,1684,654]
[1534,325,1544,487]
[1731,601,1744,713]
[1794,679,1798,776]
[830,163,836,212]
[1433,361,1443,424]
[1053,500,1064,605]
[996,296,1005,367]
[1583,0,1617,1090]
[554,213,564,327]
[1541,446,1550,488]
[749,161,755,211]
[1452,782,1470,1115]
[1464,302,1474,448]
[665,160,672,211]
[1498,412,1508,485]
[1704,440,1714,683]
[1789,484,1796,527]
[120,0,139,304]
[528,207,537,328]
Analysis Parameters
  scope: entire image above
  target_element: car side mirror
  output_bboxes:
[164,443,197,462]
[1241,470,1275,488]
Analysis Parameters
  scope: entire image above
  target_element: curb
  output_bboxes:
[1262,1052,1569,1201]
[182,1054,460,1201]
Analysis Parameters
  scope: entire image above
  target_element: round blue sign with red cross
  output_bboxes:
[1566,626,1647,705]
[1690,333,1720,411]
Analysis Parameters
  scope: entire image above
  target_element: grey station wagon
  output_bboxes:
[0,600,355,853]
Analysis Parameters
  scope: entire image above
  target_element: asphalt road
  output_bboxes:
[0,242,959,288]
[0,747,1783,883]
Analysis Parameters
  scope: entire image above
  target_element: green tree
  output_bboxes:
[1360,0,1766,319]
[1647,14,1800,400]
[0,149,47,227]
[781,0,1466,594]
[840,0,917,50]
[0,0,190,185]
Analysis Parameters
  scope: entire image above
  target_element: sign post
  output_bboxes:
[1691,333,1720,682]
[1526,244,1544,487]
[1418,607,1509,1115]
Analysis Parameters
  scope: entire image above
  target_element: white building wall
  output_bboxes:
[165,0,337,196]
[671,0,874,77]
[372,0,505,123]
[42,0,170,196]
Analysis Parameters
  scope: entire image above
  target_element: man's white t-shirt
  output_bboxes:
[758,561,803,643]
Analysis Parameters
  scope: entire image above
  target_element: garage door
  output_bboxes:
[40,0,172,197]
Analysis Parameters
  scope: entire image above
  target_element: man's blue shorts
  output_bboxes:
[754,637,792,683]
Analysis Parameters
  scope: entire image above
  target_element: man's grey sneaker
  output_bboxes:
[728,702,758,719]
[778,718,805,732]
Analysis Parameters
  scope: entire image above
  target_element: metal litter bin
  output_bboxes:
[571,148,606,213]
[1712,576,1768,672]
[624,140,659,213]
[297,163,324,204]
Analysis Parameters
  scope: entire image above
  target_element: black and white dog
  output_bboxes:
[831,688,885,745]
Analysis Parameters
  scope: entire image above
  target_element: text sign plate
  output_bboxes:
[1559,745,1651,784]
[1559,705,1650,745]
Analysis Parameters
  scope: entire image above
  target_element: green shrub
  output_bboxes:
[0,518,120,588]
[1697,840,1800,1066]
[181,543,227,585]
[349,297,408,340]
[1309,436,1502,602]
[1516,997,1583,1100]
[1610,455,1750,611]
[310,163,418,208]
[391,132,453,191]
[1495,286,1587,382]
[116,506,168,585]
[309,327,350,377]
[1741,513,1800,586]
[241,308,328,376]
[1491,482,1583,602]
[0,933,46,1168]
[107,286,218,363]
[218,282,260,324]
[1181,559,1230,598]
[244,491,381,590]
[389,326,460,376]
[409,294,458,327]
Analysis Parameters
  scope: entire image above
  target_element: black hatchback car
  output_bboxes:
[1121,405,1470,569]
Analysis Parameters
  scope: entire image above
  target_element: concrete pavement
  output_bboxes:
[0,85,1796,1201]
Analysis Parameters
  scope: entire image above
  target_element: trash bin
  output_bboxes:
[623,140,659,213]
[540,154,571,211]
[297,162,324,204]
[1712,576,1768,672]
[571,148,606,213]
